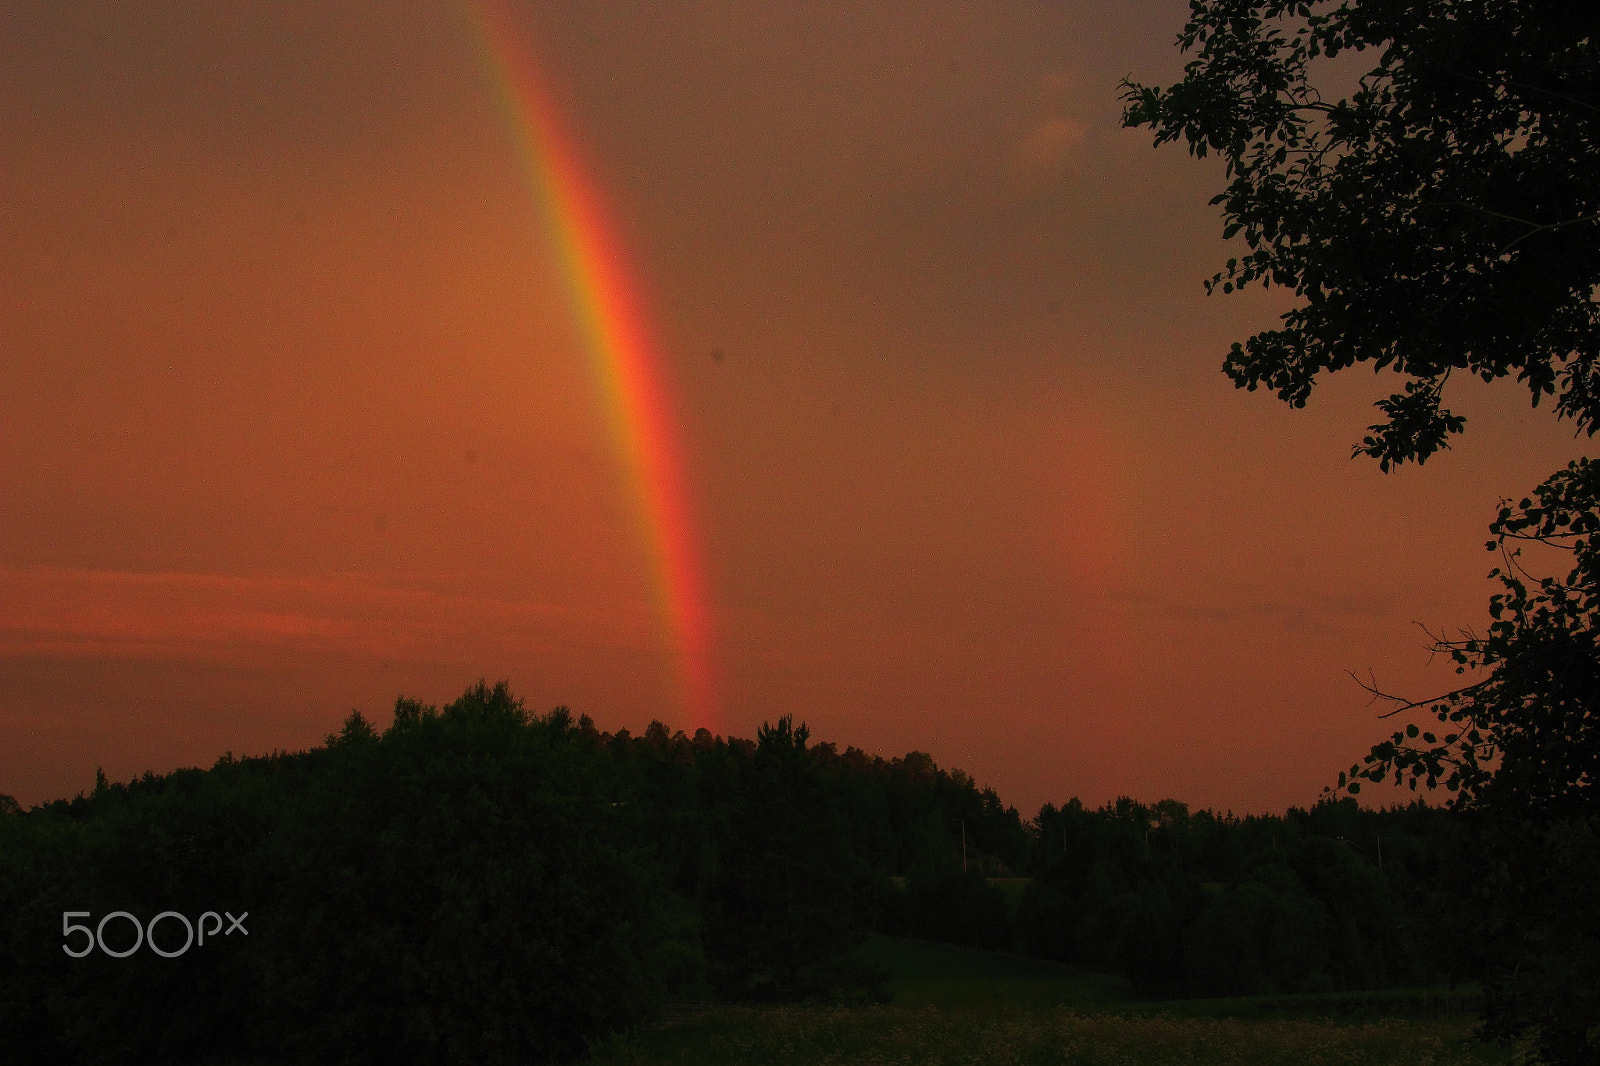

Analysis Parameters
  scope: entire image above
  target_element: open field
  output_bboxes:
[583,938,1520,1066]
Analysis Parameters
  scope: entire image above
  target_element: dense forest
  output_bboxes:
[1,682,1482,1064]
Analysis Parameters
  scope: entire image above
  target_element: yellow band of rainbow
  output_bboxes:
[465,1,715,730]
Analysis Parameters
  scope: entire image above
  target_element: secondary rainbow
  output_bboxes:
[464,1,716,730]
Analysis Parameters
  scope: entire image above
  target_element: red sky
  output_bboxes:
[1,0,1585,815]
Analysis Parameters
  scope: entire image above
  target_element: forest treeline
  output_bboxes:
[1,682,1479,1064]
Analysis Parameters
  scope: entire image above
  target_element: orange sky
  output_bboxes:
[1,0,1586,814]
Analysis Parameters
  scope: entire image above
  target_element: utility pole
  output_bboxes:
[961,820,967,873]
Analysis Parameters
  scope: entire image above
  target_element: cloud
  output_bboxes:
[0,567,630,664]
[998,114,1091,198]
[1020,117,1090,169]
[1120,587,1403,631]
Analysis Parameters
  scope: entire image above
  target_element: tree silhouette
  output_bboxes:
[1123,2,1599,1059]
[700,716,880,1000]
[1122,0,1599,470]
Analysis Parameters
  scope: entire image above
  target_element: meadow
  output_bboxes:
[584,937,1520,1066]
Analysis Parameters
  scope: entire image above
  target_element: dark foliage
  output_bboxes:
[1123,2,1600,1058]
[0,683,673,1066]
[248,685,671,1065]
[900,870,1014,952]
[698,716,879,1000]
[1020,795,1447,999]
[1334,298,1600,1066]
[1,687,1029,1062]
[1341,460,1600,818]
[2,684,1495,1063]
[1122,0,1600,472]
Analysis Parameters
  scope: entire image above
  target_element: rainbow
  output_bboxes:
[464,1,715,730]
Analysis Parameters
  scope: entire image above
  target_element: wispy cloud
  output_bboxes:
[1113,582,1409,631]
[0,567,630,663]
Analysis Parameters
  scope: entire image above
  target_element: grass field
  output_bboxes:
[582,938,1522,1065]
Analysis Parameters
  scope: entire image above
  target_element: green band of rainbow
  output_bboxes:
[465,1,715,730]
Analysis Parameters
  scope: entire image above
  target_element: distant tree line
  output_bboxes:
[1015,795,1473,999]
[0,681,1479,1064]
